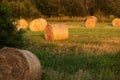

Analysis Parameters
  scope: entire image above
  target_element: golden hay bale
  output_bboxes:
[85,16,97,28]
[0,47,41,80]
[17,19,28,30]
[85,19,96,28]
[44,24,69,41]
[86,16,97,22]
[112,18,120,27]
[29,18,47,31]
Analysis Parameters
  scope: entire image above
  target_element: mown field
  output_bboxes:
[24,22,120,80]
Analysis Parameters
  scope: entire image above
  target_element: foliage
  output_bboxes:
[34,0,87,17]
[95,0,120,17]
[0,4,25,48]
[1,0,42,18]
[1,0,120,18]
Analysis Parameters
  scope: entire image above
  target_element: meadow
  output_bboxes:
[24,22,120,80]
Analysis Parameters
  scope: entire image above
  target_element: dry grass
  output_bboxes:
[1,12,120,80]
[46,16,85,22]
[24,22,120,80]
[25,21,120,55]
[82,43,120,54]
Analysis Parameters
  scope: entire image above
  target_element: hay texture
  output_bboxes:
[85,16,97,28]
[112,18,120,27]
[17,19,28,30]
[0,47,41,80]
[44,24,69,41]
[29,18,47,31]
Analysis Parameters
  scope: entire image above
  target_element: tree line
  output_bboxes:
[1,0,120,18]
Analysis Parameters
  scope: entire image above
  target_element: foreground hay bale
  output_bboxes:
[112,18,120,27]
[85,16,97,28]
[17,19,28,30]
[29,18,47,31]
[44,24,69,41]
[0,47,41,80]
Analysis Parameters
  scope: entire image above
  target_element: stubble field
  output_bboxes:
[24,22,120,80]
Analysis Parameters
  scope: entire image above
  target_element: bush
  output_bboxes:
[108,15,115,22]
[94,9,105,22]
[0,4,25,49]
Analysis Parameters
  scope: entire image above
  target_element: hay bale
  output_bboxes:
[85,16,97,28]
[17,19,28,30]
[29,18,47,31]
[112,18,120,27]
[0,47,41,80]
[44,24,69,41]
[86,16,97,21]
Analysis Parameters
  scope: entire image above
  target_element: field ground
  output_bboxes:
[24,22,120,80]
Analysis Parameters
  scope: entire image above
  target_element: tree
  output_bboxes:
[62,0,86,16]
[1,0,42,18]
[35,0,87,17]
[95,0,120,17]
[84,0,96,15]
[1,0,120,17]
[34,0,61,17]
[0,4,25,49]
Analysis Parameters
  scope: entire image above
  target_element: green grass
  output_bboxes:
[24,22,120,80]
[35,51,120,80]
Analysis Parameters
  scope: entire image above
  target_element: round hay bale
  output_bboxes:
[0,47,41,80]
[85,16,97,28]
[29,18,47,32]
[112,18,120,27]
[17,19,28,30]
[86,16,97,22]
[44,24,69,41]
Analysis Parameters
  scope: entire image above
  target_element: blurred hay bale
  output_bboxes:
[112,18,120,27]
[29,18,47,31]
[85,16,97,28]
[86,16,97,21]
[17,19,28,30]
[0,47,41,80]
[44,24,69,41]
